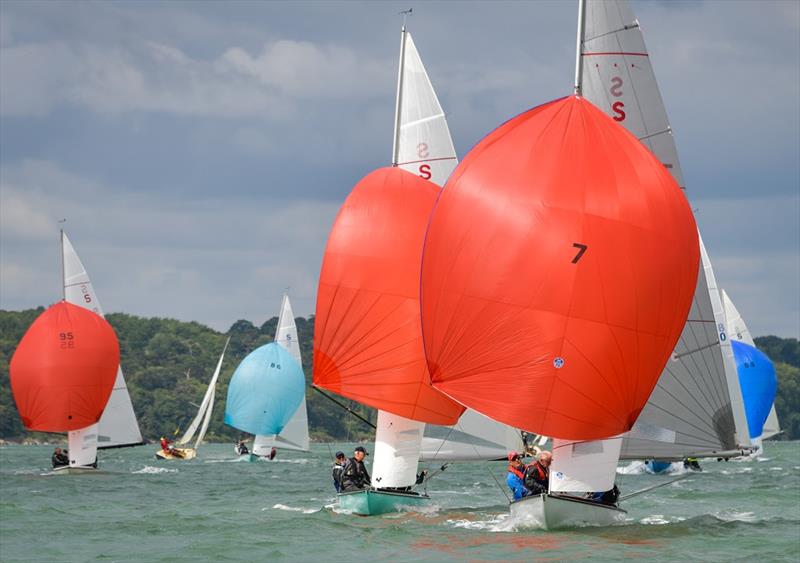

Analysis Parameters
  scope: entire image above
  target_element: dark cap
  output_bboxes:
[335,451,345,458]
[354,446,368,455]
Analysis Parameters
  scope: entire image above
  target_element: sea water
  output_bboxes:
[1,442,798,562]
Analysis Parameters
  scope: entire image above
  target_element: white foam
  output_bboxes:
[133,466,178,474]
[269,503,319,514]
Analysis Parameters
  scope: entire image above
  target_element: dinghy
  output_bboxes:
[418,0,699,528]
[249,293,310,460]
[722,290,781,448]
[10,230,135,474]
[224,342,305,462]
[156,338,229,460]
[577,0,754,465]
[314,21,463,516]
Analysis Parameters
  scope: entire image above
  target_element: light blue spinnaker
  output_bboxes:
[224,343,305,436]
[732,340,778,440]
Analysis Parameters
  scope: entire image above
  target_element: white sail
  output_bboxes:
[550,437,622,494]
[421,409,524,462]
[253,293,310,453]
[67,423,98,468]
[371,410,425,488]
[393,31,458,187]
[62,232,143,449]
[580,0,751,460]
[722,289,781,439]
[178,337,229,447]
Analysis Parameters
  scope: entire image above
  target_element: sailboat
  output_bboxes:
[156,337,230,460]
[722,290,780,453]
[313,23,464,516]
[224,342,305,458]
[248,293,310,460]
[576,0,753,467]
[60,231,144,471]
[418,0,700,527]
[10,301,120,474]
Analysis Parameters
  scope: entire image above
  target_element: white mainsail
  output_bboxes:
[550,437,623,494]
[370,26,460,487]
[392,31,458,186]
[62,231,143,462]
[253,294,310,454]
[178,337,229,449]
[722,289,781,439]
[580,0,751,460]
[420,409,524,462]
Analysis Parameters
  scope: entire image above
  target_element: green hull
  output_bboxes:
[337,489,429,516]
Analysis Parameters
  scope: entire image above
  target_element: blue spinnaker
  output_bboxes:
[224,342,305,436]
[732,340,777,440]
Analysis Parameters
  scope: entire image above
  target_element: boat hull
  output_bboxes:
[645,460,673,474]
[509,493,626,529]
[155,448,196,460]
[51,465,99,475]
[337,489,429,516]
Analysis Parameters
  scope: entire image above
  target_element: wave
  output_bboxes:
[132,466,178,474]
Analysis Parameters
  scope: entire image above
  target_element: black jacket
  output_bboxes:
[340,457,371,492]
[51,452,69,468]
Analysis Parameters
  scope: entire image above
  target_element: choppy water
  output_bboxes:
[1,442,798,562]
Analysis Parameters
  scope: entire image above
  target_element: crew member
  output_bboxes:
[340,446,371,492]
[506,451,530,500]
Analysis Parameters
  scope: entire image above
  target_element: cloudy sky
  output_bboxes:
[1,0,798,337]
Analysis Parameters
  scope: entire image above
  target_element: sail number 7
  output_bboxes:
[571,243,588,264]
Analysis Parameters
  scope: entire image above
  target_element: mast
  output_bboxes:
[391,10,411,165]
[573,0,586,95]
[59,223,66,301]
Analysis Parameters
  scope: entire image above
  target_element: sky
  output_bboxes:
[1,0,798,337]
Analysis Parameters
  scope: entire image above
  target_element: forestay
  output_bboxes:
[62,232,143,448]
[550,437,622,493]
[254,294,310,454]
[580,0,751,458]
[178,337,230,449]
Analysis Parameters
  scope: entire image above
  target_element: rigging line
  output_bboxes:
[311,386,376,429]
[619,474,689,502]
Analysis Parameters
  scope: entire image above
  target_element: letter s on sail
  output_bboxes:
[419,164,432,180]
[612,101,626,122]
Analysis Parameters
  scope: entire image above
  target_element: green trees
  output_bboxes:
[0,308,795,443]
[0,308,374,443]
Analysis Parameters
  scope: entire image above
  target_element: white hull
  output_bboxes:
[509,493,626,529]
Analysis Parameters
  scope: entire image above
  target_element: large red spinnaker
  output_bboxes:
[421,96,699,440]
[10,301,120,432]
[314,167,464,425]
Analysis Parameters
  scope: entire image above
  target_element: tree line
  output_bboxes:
[0,308,797,442]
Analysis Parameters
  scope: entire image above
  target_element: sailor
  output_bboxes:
[506,451,530,500]
[587,484,620,506]
[51,447,69,468]
[236,440,249,456]
[524,450,551,494]
[340,446,371,492]
[269,447,277,460]
[332,451,347,493]
[160,436,171,453]
[684,457,702,471]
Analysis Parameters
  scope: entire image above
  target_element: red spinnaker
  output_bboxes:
[10,301,119,432]
[313,167,464,425]
[421,96,699,440]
